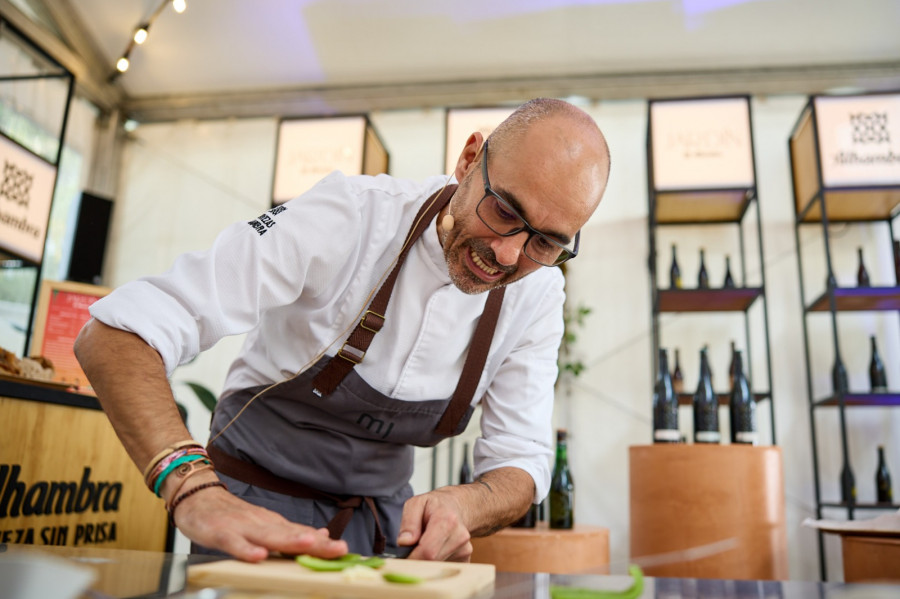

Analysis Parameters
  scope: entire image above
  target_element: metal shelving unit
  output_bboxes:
[789,91,900,581]
[647,95,776,444]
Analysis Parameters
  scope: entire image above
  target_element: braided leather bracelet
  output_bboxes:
[167,480,228,526]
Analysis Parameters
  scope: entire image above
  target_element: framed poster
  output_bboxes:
[814,93,900,188]
[0,133,59,263]
[272,115,388,205]
[30,280,110,395]
[650,97,755,191]
[444,107,514,175]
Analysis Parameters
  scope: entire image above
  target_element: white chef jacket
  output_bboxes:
[90,172,564,500]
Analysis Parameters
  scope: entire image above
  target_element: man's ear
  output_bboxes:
[453,132,485,181]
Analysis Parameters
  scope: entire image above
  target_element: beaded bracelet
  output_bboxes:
[152,454,209,497]
[142,441,204,481]
[164,462,215,512]
[145,447,210,493]
[168,480,228,526]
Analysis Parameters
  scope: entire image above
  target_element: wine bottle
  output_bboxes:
[869,335,888,393]
[669,244,682,289]
[458,442,473,484]
[876,445,893,504]
[723,255,736,288]
[728,341,737,389]
[653,348,679,443]
[672,348,684,394]
[841,461,856,504]
[549,429,574,529]
[832,355,849,396]
[693,348,720,444]
[511,503,538,528]
[697,248,710,289]
[857,247,871,287]
[729,350,757,445]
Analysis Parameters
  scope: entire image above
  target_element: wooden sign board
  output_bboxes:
[30,280,109,395]
[0,396,168,552]
[650,97,755,192]
[272,116,388,205]
[444,107,514,175]
[815,94,900,187]
[0,133,59,264]
[790,93,900,221]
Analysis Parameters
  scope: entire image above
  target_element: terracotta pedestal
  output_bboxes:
[629,444,788,580]
[471,522,609,574]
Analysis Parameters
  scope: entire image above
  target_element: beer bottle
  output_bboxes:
[723,255,736,288]
[729,350,757,445]
[549,430,574,529]
[458,442,473,484]
[669,244,682,289]
[857,247,871,287]
[672,348,684,394]
[869,335,888,393]
[653,348,679,443]
[697,248,710,289]
[693,348,720,444]
[876,445,893,504]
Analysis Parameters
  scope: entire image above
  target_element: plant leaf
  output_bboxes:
[184,381,218,412]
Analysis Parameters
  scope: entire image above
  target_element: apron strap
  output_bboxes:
[434,285,505,436]
[311,184,457,398]
[207,444,387,555]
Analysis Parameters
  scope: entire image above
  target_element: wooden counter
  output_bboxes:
[629,444,788,580]
[471,522,609,574]
[0,380,168,552]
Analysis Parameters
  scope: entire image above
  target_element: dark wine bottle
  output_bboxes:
[728,341,737,389]
[857,247,871,287]
[653,348,679,443]
[458,442,473,484]
[672,348,684,394]
[869,335,888,393]
[549,429,574,529]
[697,248,710,289]
[669,244,682,289]
[841,461,856,504]
[723,255,736,288]
[876,445,893,504]
[693,348,720,444]
[511,503,538,528]
[832,355,849,396]
[729,350,757,445]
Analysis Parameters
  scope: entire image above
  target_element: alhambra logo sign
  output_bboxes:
[0,135,57,263]
[816,95,900,187]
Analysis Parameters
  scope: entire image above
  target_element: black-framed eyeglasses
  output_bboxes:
[476,140,579,267]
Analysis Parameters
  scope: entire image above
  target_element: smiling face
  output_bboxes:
[439,109,609,295]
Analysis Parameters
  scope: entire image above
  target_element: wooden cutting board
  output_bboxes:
[188,557,496,598]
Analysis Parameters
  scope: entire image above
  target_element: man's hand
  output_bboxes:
[397,467,535,561]
[397,488,473,561]
[170,476,348,562]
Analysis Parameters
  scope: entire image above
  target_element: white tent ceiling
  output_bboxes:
[6,0,900,120]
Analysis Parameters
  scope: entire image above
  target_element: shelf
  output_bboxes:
[658,287,762,312]
[820,502,900,511]
[655,188,753,224]
[676,391,771,407]
[806,286,900,312]
[796,188,900,223]
[813,392,900,407]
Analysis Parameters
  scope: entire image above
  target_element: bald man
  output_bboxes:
[75,98,611,563]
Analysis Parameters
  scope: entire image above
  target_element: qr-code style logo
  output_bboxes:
[0,159,33,208]
[850,112,890,144]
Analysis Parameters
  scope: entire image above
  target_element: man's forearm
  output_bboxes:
[453,466,535,537]
[74,319,194,472]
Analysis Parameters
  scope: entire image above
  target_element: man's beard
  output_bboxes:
[444,236,518,295]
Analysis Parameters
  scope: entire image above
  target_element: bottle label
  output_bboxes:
[695,431,720,443]
[654,429,680,442]
[734,431,758,444]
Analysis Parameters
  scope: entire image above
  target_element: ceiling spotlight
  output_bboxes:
[133,24,149,44]
[123,119,140,132]
[172,0,187,13]
[116,56,130,73]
